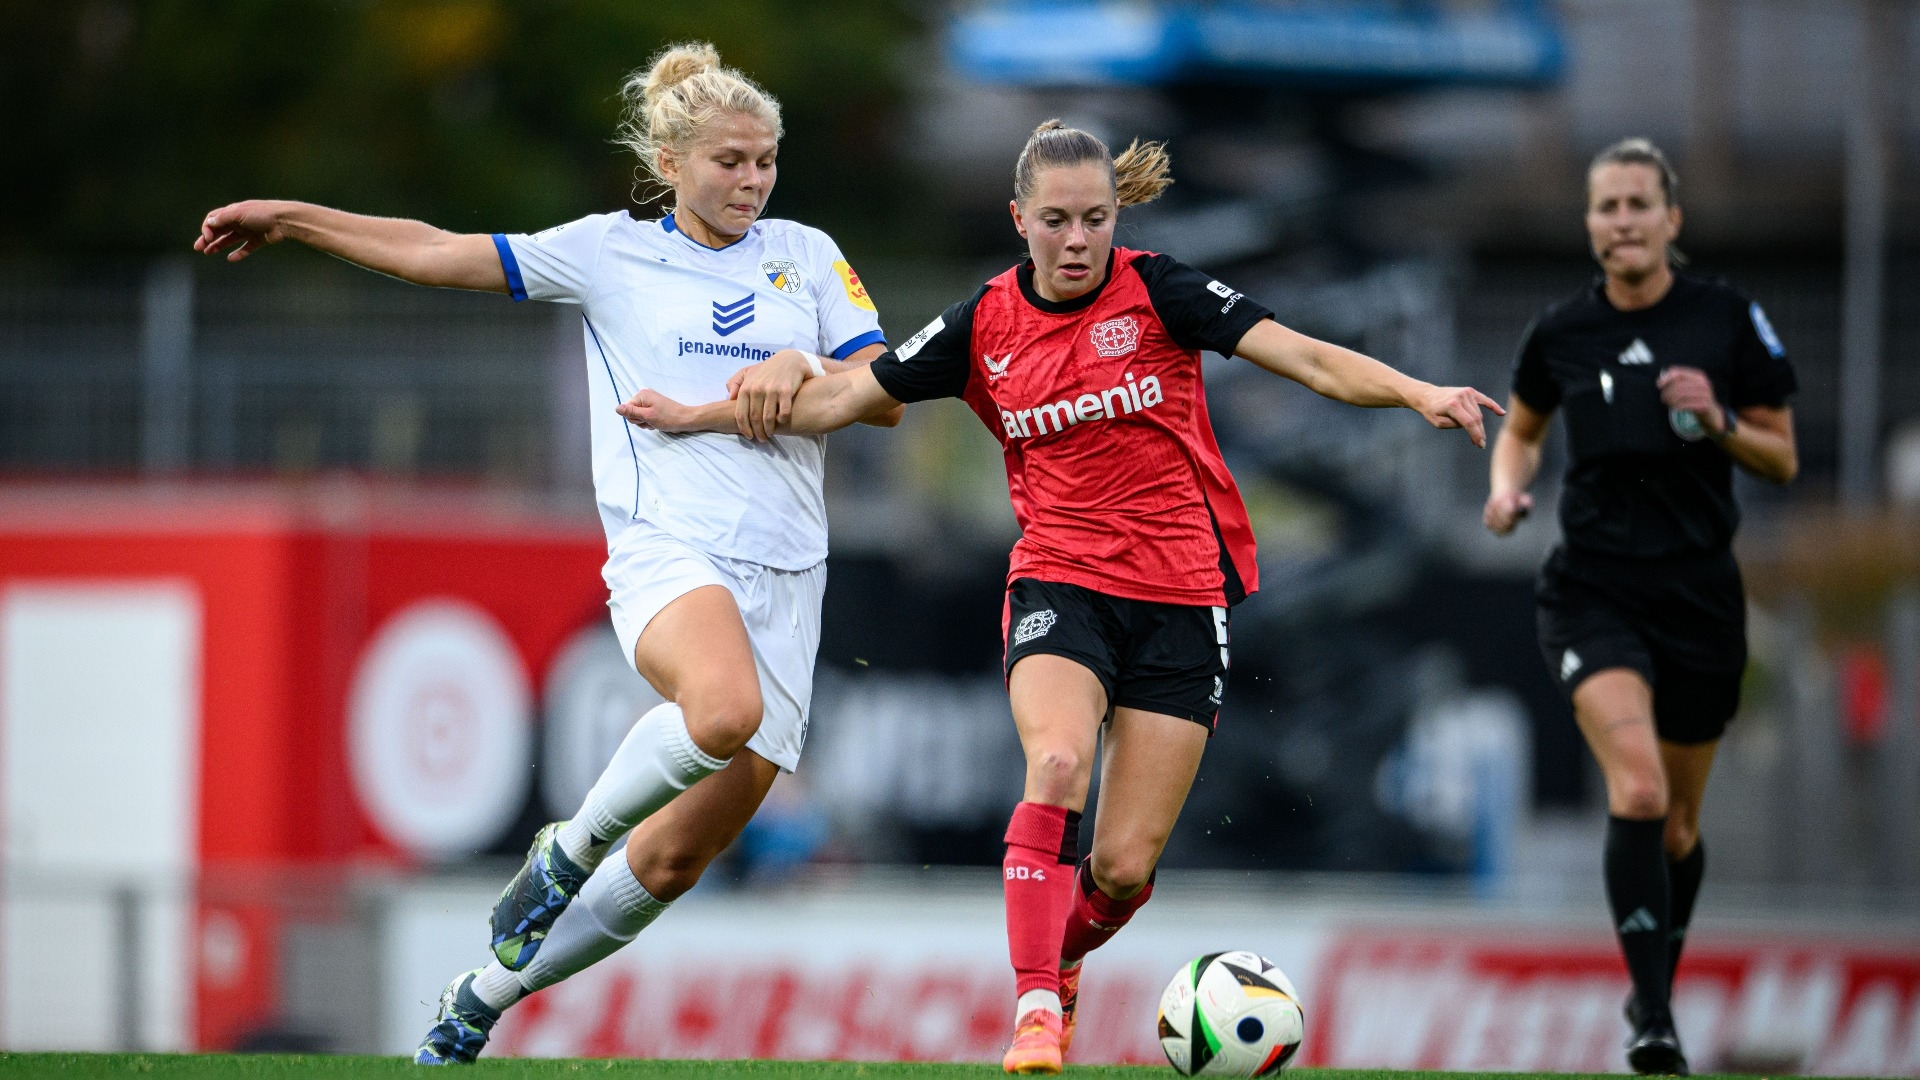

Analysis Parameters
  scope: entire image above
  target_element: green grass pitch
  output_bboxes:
[0,1057,1793,1080]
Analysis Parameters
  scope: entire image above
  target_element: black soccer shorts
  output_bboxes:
[1535,546,1748,745]
[1002,576,1229,728]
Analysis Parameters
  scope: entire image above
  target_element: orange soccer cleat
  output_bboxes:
[1002,1008,1065,1075]
[1057,962,1084,1059]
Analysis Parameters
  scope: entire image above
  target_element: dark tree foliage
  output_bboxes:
[1,0,919,255]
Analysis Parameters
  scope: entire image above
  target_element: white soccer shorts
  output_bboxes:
[602,520,825,772]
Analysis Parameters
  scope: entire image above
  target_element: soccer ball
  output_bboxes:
[1157,950,1304,1076]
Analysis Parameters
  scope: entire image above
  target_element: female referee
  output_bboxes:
[1483,138,1798,1076]
[624,119,1501,1074]
[197,43,899,1064]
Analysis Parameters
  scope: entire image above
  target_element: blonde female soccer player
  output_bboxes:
[197,42,898,1064]
[626,120,1499,1074]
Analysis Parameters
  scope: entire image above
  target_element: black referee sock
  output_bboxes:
[1667,840,1706,984]
[1606,815,1673,1025]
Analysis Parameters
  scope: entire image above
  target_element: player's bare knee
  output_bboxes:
[1090,849,1154,900]
[1664,813,1699,857]
[682,691,763,757]
[1611,774,1668,820]
[1025,745,1085,798]
[627,842,712,902]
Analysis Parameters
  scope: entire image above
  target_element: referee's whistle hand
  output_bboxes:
[1415,386,1504,448]
[1484,491,1534,536]
[1656,367,1725,435]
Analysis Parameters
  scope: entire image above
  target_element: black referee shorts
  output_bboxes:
[1536,546,1747,745]
[1002,577,1229,728]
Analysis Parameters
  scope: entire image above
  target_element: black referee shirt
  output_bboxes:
[1511,272,1797,560]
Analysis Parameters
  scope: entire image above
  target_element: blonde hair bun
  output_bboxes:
[642,42,721,105]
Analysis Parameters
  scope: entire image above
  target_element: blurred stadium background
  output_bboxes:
[2,0,1918,1071]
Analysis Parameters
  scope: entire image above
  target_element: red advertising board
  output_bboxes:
[0,481,610,1049]
[1309,931,1920,1075]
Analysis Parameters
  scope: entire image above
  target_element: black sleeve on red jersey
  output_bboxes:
[1728,295,1797,409]
[1510,316,1561,413]
[1129,252,1276,356]
[868,285,986,404]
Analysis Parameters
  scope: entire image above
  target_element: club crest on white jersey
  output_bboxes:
[761,259,802,293]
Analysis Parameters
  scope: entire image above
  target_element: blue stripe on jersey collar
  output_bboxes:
[491,234,528,301]
[830,329,888,360]
[661,213,752,252]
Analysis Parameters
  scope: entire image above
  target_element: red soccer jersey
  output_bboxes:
[870,248,1268,607]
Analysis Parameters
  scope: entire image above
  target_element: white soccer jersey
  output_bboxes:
[495,213,886,569]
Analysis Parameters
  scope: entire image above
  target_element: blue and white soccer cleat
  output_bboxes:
[490,821,591,970]
[414,969,500,1065]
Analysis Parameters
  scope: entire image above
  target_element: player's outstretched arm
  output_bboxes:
[1231,319,1504,447]
[195,200,508,293]
[1485,394,1551,535]
[618,358,902,440]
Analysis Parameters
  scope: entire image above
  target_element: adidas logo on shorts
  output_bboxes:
[1560,648,1583,682]
[1013,609,1057,646]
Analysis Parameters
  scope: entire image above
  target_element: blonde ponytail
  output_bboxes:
[615,42,783,202]
[1111,138,1173,207]
[1013,120,1172,208]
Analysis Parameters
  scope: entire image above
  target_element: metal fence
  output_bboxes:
[0,258,562,483]
[8,252,1910,507]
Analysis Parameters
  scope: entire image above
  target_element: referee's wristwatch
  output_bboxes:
[1709,406,1737,442]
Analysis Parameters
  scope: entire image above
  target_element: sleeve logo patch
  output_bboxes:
[761,259,803,293]
[834,260,877,312]
[1089,315,1141,357]
[897,315,944,361]
[1206,279,1243,313]
[1750,302,1786,359]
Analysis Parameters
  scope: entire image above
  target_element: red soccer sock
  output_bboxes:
[1003,801,1081,1000]
[1059,858,1154,966]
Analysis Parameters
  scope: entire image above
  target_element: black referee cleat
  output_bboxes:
[1626,1016,1690,1076]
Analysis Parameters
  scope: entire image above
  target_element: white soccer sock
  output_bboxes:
[1017,988,1063,1018]
[554,818,613,871]
[518,856,669,992]
[470,962,526,1013]
[555,702,728,871]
